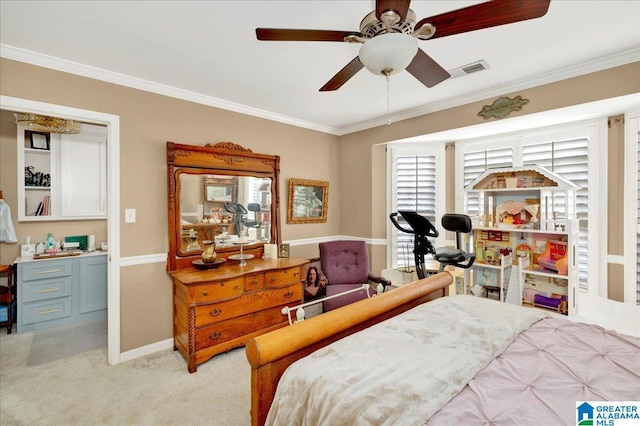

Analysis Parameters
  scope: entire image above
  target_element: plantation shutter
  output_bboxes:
[522,138,589,291]
[394,155,437,269]
[463,147,514,217]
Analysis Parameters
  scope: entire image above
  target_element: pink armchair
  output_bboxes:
[319,240,390,312]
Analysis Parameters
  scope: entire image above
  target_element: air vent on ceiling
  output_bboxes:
[448,60,490,79]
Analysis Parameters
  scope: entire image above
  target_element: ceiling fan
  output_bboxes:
[256,0,551,92]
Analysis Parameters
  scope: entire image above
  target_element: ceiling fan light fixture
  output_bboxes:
[358,33,418,77]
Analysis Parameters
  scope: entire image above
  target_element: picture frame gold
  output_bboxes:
[287,178,328,224]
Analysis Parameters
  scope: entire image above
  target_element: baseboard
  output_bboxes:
[119,337,173,363]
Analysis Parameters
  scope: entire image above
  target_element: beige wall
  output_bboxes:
[607,115,625,301]
[1,58,638,352]
[339,63,640,246]
[0,58,338,351]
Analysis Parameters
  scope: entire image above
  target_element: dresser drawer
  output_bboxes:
[192,277,244,304]
[265,266,302,288]
[22,276,73,302]
[195,305,289,351]
[21,261,73,281]
[244,273,265,292]
[22,297,72,325]
[194,283,302,327]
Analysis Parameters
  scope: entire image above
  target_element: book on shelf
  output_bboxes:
[31,195,50,216]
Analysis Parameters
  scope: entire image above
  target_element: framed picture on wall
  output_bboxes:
[287,178,328,224]
[29,132,50,150]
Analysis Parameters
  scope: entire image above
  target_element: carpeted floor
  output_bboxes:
[0,322,251,425]
[27,318,107,366]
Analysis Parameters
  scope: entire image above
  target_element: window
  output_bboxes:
[627,112,640,305]
[456,120,604,293]
[462,144,514,218]
[388,145,445,270]
[522,137,589,291]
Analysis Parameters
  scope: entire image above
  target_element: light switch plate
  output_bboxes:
[125,208,136,223]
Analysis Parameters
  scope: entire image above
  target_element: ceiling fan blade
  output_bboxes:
[256,28,361,42]
[416,0,551,40]
[376,0,411,22]
[406,49,450,88]
[319,57,364,92]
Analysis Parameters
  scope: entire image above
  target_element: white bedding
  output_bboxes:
[266,296,549,426]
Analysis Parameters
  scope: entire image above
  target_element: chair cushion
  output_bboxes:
[434,247,466,263]
[320,241,370,284]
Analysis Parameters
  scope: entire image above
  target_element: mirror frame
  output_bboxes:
[166,141,281,271]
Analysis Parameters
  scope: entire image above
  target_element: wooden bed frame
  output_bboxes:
[245,271,453,426]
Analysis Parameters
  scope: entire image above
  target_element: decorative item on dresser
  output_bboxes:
[166,141,309,372]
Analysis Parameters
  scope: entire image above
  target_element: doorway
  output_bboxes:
[0,95,121,365]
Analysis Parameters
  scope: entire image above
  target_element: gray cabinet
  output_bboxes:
[79,256,107,313]
[16,253,107,332]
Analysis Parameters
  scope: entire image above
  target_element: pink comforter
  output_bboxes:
[427,317,640,425]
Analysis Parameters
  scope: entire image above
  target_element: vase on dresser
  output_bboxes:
[201,240,217,263]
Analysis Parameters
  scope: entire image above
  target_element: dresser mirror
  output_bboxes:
[167,141,281,271]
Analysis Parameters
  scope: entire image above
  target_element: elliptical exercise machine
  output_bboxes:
[389,211,439,279]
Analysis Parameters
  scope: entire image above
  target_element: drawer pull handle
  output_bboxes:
[284,291,293,299]
[209,332,221,341]
[235,285,241,290]
[36,309,59,315]
[36,269,60,275]
[271,277,276,282]
[203,290,209,296]
[209,309,221,317]
[294,272,299,277]
[36,288,59,293]
[252,280,258,285]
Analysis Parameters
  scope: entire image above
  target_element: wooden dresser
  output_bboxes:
[170,257,308,372]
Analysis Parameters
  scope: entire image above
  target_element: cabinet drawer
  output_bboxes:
[192,277,244,304]
[22,297,72,325]
[22,276,73,302]
[244,273,265,292]
[194,283,302,327]
[265,266,302,288]
[195,305,289,351]
[21,261,73,281]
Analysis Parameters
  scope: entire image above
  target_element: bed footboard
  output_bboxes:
[245,271,453,426]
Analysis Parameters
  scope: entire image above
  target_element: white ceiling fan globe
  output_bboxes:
[358,33,418,77]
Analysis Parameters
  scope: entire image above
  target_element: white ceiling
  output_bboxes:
[1,1,639,135]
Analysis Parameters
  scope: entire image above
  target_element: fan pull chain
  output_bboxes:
[386,74,391,126]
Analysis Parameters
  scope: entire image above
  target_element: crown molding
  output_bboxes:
[338,48,640,135]
[2,44,637,137]
[0,44,340,135]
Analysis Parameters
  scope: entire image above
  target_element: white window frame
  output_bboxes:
[624,110,640,305]
[387,143,446,270]
[454,118,607,295]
